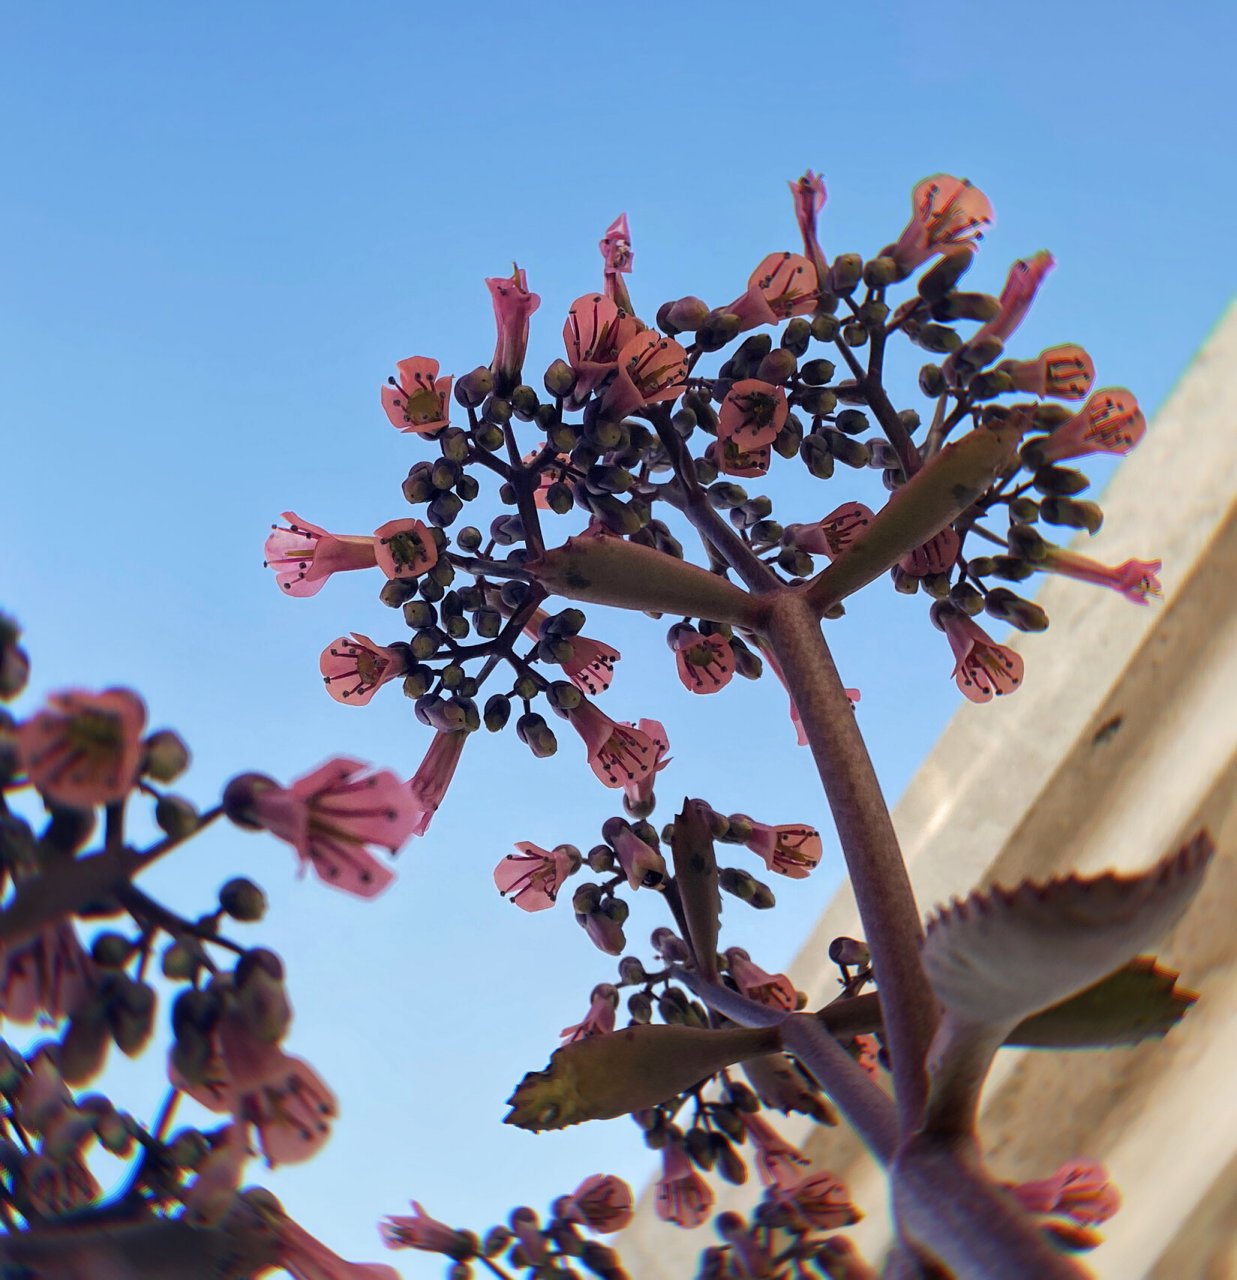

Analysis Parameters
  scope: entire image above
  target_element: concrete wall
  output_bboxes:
[619,304,1237,1278]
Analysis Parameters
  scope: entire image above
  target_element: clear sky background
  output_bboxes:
[2,2,1234,1274]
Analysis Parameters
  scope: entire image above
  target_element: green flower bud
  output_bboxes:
[841,322,868,348]
[914,323,962,354]
[809,312,839,341]
[379,578,418,608]
[917,246,976,300]
[831,253,863,294]
[1033,466,1090,497]
[161,941,199,981]
[91,932,134,968]
[220,876,267,922]
[780,316,812,355]
[142,729,190,783]
[799,433,835,479]
[756,348,797,383]
[800,358,835,386]
[155,794,199,840]
[1040,497,1104,535]
[454,366,493,407]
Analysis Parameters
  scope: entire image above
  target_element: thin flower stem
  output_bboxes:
[761,593,937,1132]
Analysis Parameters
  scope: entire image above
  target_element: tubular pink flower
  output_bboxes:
[559,1174,635,1234]
[669,625,735,695]
[980,251,1055,345]
[407,729,468,837]
[718,379,789,452]
[273,1214,401,1280]
[1004,344,1096,400]
[560,983,618,1044]
[524,451,572,509]
[655,1143,714,1229]
[250,758,419,897]
[779,1170,861,1230]
[736,816,823,879]
[562,293,644,404]
[742,1112,811,1190]
[727,251,819,331]
[725,947,797,1013]
[606,820,667,890]
[21,1148,100,1218]
[17,688,146,809]
[382,356,452,435]
[1040,550,1162,604]
[372,518,438,581]
[382,1201,475,1256]
[898,525,961,578]
[184,1123,250,1226]
[0,921,97,1024]
[707,437,771,478]
[889,174,994,275]
[565,700,657,789]
[1035,387,1146,463]
[789,170,829,290]
[320,633,407,706]
[1010,1161,1121,1227]
[784,502,875,559]
[622,718,670,816]
[264,513,378,598]
[599,213,634,314]
[600,330,689,419]
[494,842,578,911]
[524,608,621,695]
[487,264,540,391]
[938,612,1024,703]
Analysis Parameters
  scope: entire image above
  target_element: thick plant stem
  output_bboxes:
[762,592,937,1131]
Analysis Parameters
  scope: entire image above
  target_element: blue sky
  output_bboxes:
[2,1,1234,1273]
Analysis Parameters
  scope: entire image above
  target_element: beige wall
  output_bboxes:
[620,304,1237,1278]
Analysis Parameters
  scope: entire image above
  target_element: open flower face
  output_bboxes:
[382,356,452,434]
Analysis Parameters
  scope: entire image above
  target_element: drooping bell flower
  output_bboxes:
[17,688,146,809]
[564,700,657,789]
[183,1123,251,1226]
[727,252,819,332]
[320,634,409,706]
[599,330,689,420]
[655,1143,714,1229]
[978,251,1055,346]
[742,1112,811,1190]
[734,816,822,879]
[227,759,420,897]
[523,608,620,695]
[935,608,1024,703]
[602,817,667,890]
[888,175,994,276]
[725,947,797,1012]
[487,264,541,393]
[264,513,379,598]
[382,357,453,435]
[1034,387,1146,463]
[622,718,670,817]
[556,1174,635,1234]
[668,624,735,695]
[1010,1160,1121,1227]
[898,524,961,578]
[1003,344,1095,400]
[407,729,468,837]
[789,170,829,292]
[599,213,634,314]
[707,437,771,478]
[783,502,875,560]
[494,842,579,911]
[562,293,644,405]
[0,921,97,1023]
[717,379,788,452]
[1039,550,1162,604]
[778,1171,861,1230]
[560,983,618,1044]
[382,1201,478,1258]
[373,518,438,581]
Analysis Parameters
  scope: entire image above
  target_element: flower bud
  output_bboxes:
[1040,497,1104,534]
[219,877,267,922]
[140,729,190,783]
[756,348,797,383]
[221,772,278,829]
[454,365,493,407]
[155,794,199,839]
[60,1005,111,1083]
[1033,466,1090,497]
[108,977,156,1056]
[696,309,742,351]
[780,317,812,355]
[863,255,899,287]
[830,253,863,294]
[913,323,962,354]
[658,295,710,335]
[810,312,839,341]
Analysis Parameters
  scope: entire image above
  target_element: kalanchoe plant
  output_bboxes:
[0,162,1214,1280]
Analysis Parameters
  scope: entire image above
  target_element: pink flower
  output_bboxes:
[561,983,618,1044]
[600,330,689,419]
[372,518,438,581]
[565,700,657,789]
[0,921,97,1023]
[853,1033,881,1081]
[183,1123,251,1226]
[742,1112,811,1190]
[1003,344,1095,400]
[17,688,146,809]
[1040,550,1162,604]
[717,379,788,452]
[382,356,452,434]
[735,816,822,879]
[725,947,797,1012]
[523,608,620,695]
[727,251,819,331]
[622,718,670,817]
[320,633,408,706]
[888,174,994,275]
[487,264,540,391]
[707,437,771,478]
[494,842,578,911]
[407,729,468,836]
[655,1143,714,1228]
[272,1214,401,1280]
[242,758,420,897]
[264,513,379,598]
[599,213,634,314]
[668,625,735,695]
[603,817,667,890]
[562,293,644,404]
[789,170,829,291]
[524,451,572,509]
[778,1171,861,1230]
[898,524,961,578]
[557,1174,635,1234]
[21,1148,101,1218]
[382,1201,475,1257]
[784,502,875,559]
[1035,387,1146,463]
[937,611,1024,703]
[979,251,1055,346]
[1010,1161,1121,1227]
